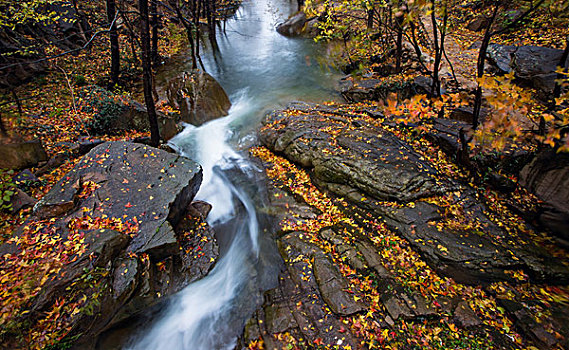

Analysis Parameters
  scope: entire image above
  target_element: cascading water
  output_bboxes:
[128,95,265,350]
[127,0,343,348]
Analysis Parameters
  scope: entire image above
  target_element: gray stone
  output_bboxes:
[9,188,37,213]
[166,70,231,126]
[486,44,569,95]
[260,103,569,284]
[453,301,481,328]
[520,150,569,241]
[313,253,366,316]
[276,12,308,37]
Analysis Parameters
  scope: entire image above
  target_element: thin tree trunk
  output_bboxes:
[395,13,404,72]
[430,0,441,97]
[0,110,6,137]
[472,4,499,129]
[11,89,23,117]
[151,0,160,66]
[107,0,120,87]
[139,0,160,147]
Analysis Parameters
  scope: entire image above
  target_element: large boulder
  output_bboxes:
[0,142,219,349]
[166,70,231,126]
[486,44,569,95]
[0,139,48,170]
[519,150,569,242]
[259,102,569,285]
[340,76,435,103]
[276,12,308,37]
[80,86,179,141]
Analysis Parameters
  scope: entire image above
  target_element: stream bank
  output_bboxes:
[239,101,569,350]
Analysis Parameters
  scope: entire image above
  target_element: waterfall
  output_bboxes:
[127,94,261,350]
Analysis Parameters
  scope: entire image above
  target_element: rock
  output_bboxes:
[423,118,471,160]
[80,85,179,141]
[313,253,366,316]
[453,301,481,328]
[0,139,48,170]
[249,232,361,349]
[35,152,69,177]
[486,44,517,74]
[9,188,37,213]
[486,44,569,95]
[264,304,296,334]
[78,139,105,155]
[0,141,219,349]
[13,169,40,190]
[356,241,392,279]
[340,75,438,103]
[519,150,569,241]
[498,299,562,349]
[276,12,308,37]
[304,18,321,38]
[512,45,568,94]
[466,16,489,32]
[165,70,231,126]
[260,103,569,285]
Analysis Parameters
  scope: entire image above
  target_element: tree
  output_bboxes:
[472,0,547,129]
[139,0,161,146]
[107,0,120,88]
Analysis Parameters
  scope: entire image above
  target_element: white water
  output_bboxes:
[126,0,343,348]
[128,95,261,350]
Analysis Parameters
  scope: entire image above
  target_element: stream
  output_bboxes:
[128,0,342,348]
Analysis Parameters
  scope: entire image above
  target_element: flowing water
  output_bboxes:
[128,0,342,348]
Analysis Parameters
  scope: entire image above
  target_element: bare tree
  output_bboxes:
[139,0,161,146]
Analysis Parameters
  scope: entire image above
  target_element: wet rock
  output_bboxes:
[356,241,392,279]
[112,258,139,300]
[260,103,569,284]
[0,141,218,349]
[276,12,308,37]
[78,139,105,155]
[423,118,471,160]
[498,299,561,349]
[166,70,231,126]
[519,150,569,241]
[313,253,366,316]
[320,229,366,270]
[264,304,296,334]
[0,139,48,170]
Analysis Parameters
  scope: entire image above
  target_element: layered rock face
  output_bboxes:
[239,103,569,350]
[259,103,568,285]
[0,142,219,349]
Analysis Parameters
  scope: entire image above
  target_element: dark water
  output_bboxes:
[127,0,342,349]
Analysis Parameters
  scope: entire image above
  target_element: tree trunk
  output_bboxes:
[139,0,160,147]
[472,4,499,129]
[430,0,441,97]
[395,13,404,72]
[0,111,6,137]
[107,0,120,88]
[150,0,160,66]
